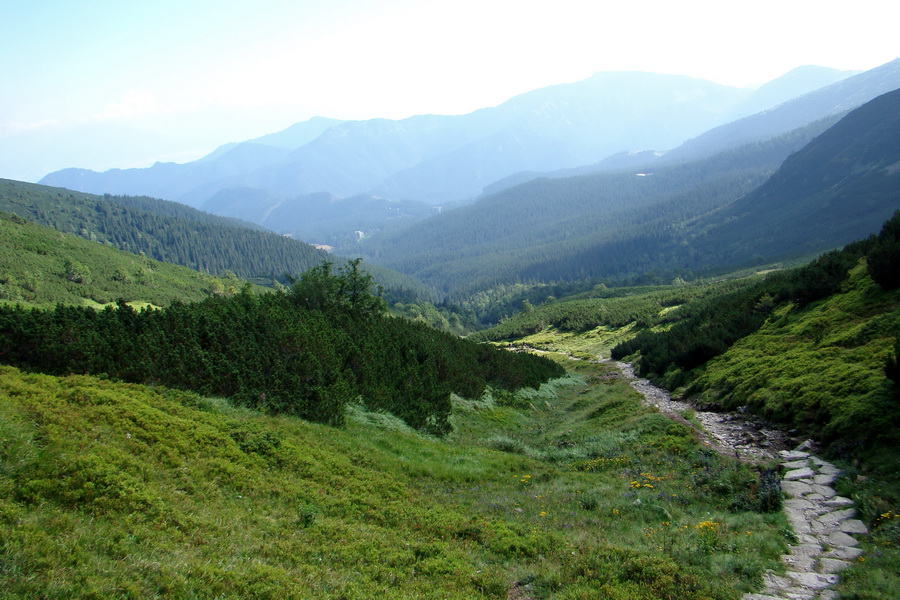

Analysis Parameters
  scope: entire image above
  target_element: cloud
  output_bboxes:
[0,119,60,137]
[93,90,161,121]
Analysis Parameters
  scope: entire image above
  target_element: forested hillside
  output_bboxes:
[0,179,435,302]
[361,121,820,297]
[201,188,436,249]
[679,86,900,265]
[0,211,241,307]
[362,87,900,300]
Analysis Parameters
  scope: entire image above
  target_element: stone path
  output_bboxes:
[609,361,867,600]
[741,448,867,600]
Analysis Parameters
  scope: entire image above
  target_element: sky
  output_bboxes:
[1,0,897,181]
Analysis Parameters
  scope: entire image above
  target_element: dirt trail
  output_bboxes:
[611,360,794,463]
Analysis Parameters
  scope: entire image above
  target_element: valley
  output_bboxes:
[1,53,899,600]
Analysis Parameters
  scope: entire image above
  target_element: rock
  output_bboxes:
[818,558,852,573]
[783,459,811,469]
[787,571,839,588]
[742,594,785,600]
[782,553,816,571]
[814,473,837,485]
[791,544,824,557]
[813,485,837,499]
[763,571,792,589]
[823,496,853,507]
[782,480,813,497]
[785,498,815,510]
[797,533,820,545]
[827,531,859,547]
[818,464,841,476]
[782,587,818,599]
[817,508,856,525]
[795,440,817,452]
[785,467,816,480]
[838,519,868,535]
[780,450,811,460]
[824,545,863,560]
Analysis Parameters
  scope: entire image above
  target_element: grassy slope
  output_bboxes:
[475,268,900,599]
[687,262,899,453]
[1,360,790,599]
[684,262,900,599]
[0,211,240,308]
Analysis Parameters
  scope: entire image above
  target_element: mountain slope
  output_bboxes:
[37,116,343,202]
[683,86,900,265]
[362,86,900,297]
[0,179,329,280]
[360,119,830,296]
[730,65,859,118]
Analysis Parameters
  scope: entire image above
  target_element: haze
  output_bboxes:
[1,0,897,181]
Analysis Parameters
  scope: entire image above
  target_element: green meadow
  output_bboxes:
[2,356,790,599]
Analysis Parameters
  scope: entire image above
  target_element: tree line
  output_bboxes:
[0,260,563,434]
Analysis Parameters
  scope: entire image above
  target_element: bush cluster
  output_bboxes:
[611,211,900,382]
[0,260,563,433]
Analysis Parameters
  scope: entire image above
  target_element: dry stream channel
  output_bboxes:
[610,360,869,600]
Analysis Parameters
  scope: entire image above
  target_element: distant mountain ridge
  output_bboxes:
[39,65,863,212]
[481,60,900,196]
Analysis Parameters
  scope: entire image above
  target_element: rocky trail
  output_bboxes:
[612,361,868,600]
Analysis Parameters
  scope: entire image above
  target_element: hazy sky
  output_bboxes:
[1,0,897,180]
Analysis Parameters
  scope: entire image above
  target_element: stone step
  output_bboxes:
[788,543,824,558]
[780,450,811,460]
[786,571,839,589]
[813,485,838,499]
[814,473,837,485]
[818,557,852,573]
[816,508,856,525]
[781,586,818,599]
[782,553,816,571]
[827,531,859,547]
[838,519,868,535]
[824,545,863,560]
[782,480,814,497]
[785,467,816,480]
[785,498,816,510]
[783,459,811,469]
[823,496,853,507]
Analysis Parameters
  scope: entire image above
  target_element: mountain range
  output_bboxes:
[23,58,900,304]
[36,63,885,245]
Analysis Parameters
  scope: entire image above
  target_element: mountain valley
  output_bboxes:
[2,57,899,600]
